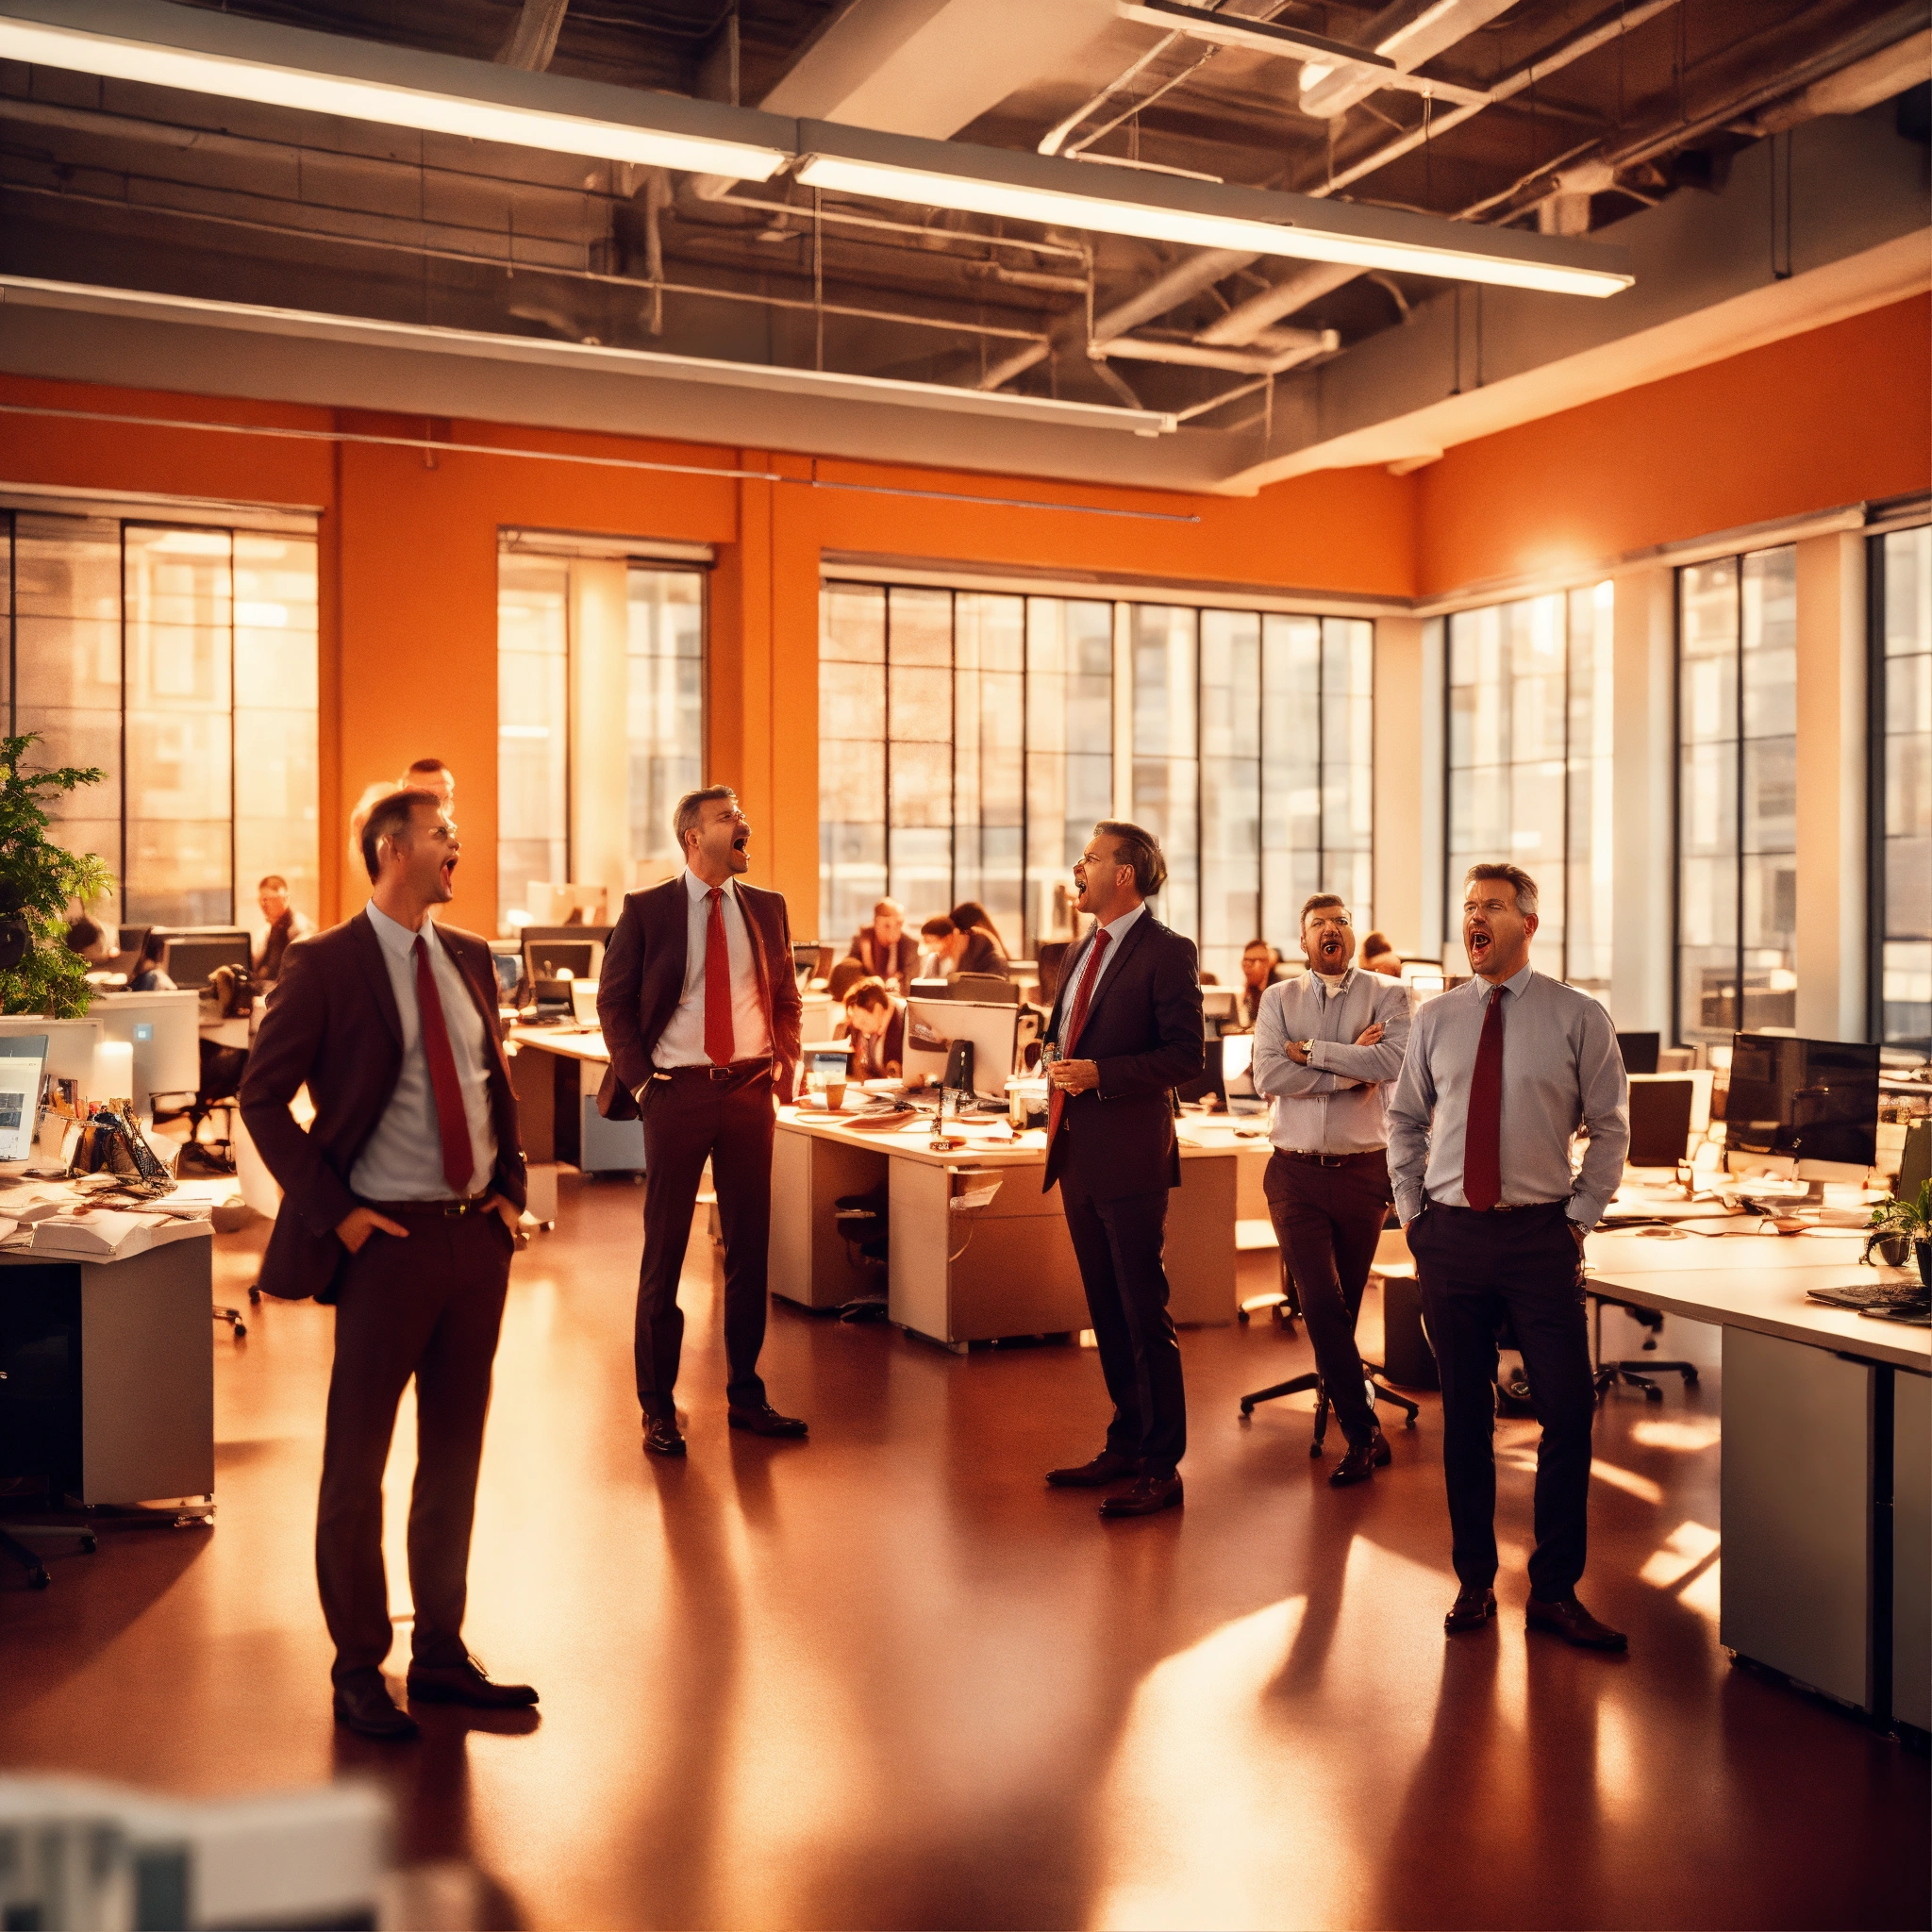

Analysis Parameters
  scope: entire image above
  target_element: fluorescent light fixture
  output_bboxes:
[0,0,790,178]
[795,140,1632,298]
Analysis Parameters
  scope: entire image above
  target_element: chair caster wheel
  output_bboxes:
[1684,1371,1699,1384]
[80,1535,97,1554]
[248,1287,260,1303]
[232,1324,247,1340]
[1239,1403,1254,1419]
[1238,1308,1250,1324]
[1308,1443,1324,1458]
[1405,1416,1418,1429]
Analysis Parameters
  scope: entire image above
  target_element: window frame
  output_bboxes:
[1869,525,1932,1057]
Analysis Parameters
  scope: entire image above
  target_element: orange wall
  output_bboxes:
[2,291,1924,935]
[1416,294,1932,596]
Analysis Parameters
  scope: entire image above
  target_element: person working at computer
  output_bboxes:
[1251,895,1412,1488]
[1041,822,1203,1520]
[846,899,919,990]
[253,874,314,983]
[924,912,1008,979]
[595,785,808,1458]
[842,977,907,1081]
[64,915,115,969]
[239,787,536,1740]
[1387,861,1630,1651]
[1234,939,1283,1028]
[127,930,175,992]
[949,902,1011,968]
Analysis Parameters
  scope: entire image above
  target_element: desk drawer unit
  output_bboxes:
[1894,1368,1930,1733]
[1168,1155,1239,1325]
[769,1126,890,1310]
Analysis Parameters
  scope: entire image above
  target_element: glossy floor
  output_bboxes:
[4,1177,1926,1930]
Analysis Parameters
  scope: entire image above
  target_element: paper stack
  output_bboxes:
[31,1211,155,1261]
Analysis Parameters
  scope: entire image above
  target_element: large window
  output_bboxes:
[1874,525,1931,1055]
[0,508,320,927]
[819,582,1372,978]
[496,551,703,923]
[1676,545,1798,1048]
[1442,585,1612,995]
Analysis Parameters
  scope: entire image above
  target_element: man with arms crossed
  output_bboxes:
[1041,823,1203,1519]
[241,790,535,1739]
[1253,894,1411,1487]
[596,786,807,1457]
[1388,863,1630,1649]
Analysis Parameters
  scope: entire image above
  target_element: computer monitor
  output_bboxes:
[1616,1031,1661,1075]
[1178,1036,1224,1108]
[160,930,250,987]
[1896,1118,1931,1204]
[489,944,524,1001]
[1201,988,1237,1027]
[0,1041,43,1160]
[1625,1075,1695,1168]
[953,973,1019,1005]
[908,976,953,1002]
[792,942,823,991]
[525,938,601,985]
[1221,1031,1257,1099]
[905,999,1020,1101]
[1724,1033,1879,1183]
[93,991,201,1105]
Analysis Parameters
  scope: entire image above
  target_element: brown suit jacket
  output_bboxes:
[238,911,527,1303]
[1041,912,1203,1200]
[595,875,804,1119]
[846,929,920,987]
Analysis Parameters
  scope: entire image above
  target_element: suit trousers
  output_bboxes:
[635,1063,774,1416]
[1407,1200,1595,1599]
[317,1209,512,1685]
[1058,1175,1187,1474]
[1261,1152,1392,1449]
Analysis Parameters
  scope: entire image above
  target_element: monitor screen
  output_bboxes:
[0,1048,42,1159]
[1616,1031,1661,1075]
[161,932,251,986]
[1724,1034,1879,1171]
[904,999,1019,1099]
[1626,1075,1694,1167]
[526,940,598,982]
[490,947,523,998]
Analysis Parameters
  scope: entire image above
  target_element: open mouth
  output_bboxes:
[731,831,750,856]
[1468,926,1493,964]
[440,858,458,890]
[1320,935,1343,963]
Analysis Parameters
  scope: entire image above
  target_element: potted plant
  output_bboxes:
[1864,1176,1932,1289]
[0,733,112,1018]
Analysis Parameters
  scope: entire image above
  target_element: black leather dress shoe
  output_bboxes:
[332,1673,419,1740]
[728,1403,808,1438]
[643,1413,687,1457]
[1045,1450,1138,1488]
[1100,1473,1184,1518]
[1327,1428,1392,1488]
[1525,1594,1628,1651]
[408,1656,539,1708]
[1444,1587,1498,1635]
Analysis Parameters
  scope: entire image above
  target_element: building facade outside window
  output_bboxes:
[495,551,703,924]
[1874,525,1931,1056]
[0,508,320,929]
[1441,584,1613,997]
[819,581,1372,980]
[1675,544,1798,1050]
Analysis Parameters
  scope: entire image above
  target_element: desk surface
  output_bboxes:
[509,1025,611,1064]
[777,1105,1257,1170]
[1587,1220,1927,1372]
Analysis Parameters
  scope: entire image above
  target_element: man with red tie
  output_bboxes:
[1040,823,1204,1519]
[596,786,806,1457]
[1387,863,1630,1649]
[241,789,535,1739]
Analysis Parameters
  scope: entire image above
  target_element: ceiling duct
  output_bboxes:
[1297,0,1523,121]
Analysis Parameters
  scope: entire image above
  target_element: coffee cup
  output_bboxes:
[824,1079,847,1112]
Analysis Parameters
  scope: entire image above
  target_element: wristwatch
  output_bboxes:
[1297,1039,1315,1059]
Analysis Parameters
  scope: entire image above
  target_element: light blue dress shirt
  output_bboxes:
[1252,966,1412,1153]
[1385,962,1629,1227]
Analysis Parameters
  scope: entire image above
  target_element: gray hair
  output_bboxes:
[1463,862,1540,918]
[673,785,738,854]
[1092,820,1168,898]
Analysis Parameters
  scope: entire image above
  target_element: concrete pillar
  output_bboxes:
[1374,614,1426,954]
[1609,562,1677,1032]
[1793,531,1868,1042]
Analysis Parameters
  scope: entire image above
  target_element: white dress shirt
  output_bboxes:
[654,870,774,1068]
[1055,901,1146,1033]
[348,903,498,1201]
[1386,963,1630,1226]
[1252,965,1412,1154]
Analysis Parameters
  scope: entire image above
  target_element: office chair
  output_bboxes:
[1035,941,1069,1006]
[0,1503,98,1589]
[1590,1295,1697,1403]
[830,1187,890,1324]
[1238,1249,1419,1454]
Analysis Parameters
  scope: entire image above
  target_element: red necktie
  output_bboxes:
[413,936,475,1197]
[1463,984,1505,1211]
[705,888,736,1067]
[1048,927,1111,1141]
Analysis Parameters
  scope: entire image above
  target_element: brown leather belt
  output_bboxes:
[358,1197,495,1219]
[1432,1198,1567,1215]
[656,1058,773,1084]
[1276,1148,1388,1168]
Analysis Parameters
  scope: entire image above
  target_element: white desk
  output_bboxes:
[773,1108,1251,1349]
[506,1026,644,1176]
[1585,1224,1927,1732]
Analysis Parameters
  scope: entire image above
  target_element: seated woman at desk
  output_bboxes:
[843,978,907,1081]
[128,930,176,992]
[948,902,1011,974]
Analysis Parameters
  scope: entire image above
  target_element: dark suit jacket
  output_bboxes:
[958,930,1009,977]
[238,911,527,1303]
[1041,911,1203,1199]
[846,929,920,987]
[595,875,803,1119]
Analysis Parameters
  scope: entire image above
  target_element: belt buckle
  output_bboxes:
[443,1201,468,1219]
[708,1064,732,1082]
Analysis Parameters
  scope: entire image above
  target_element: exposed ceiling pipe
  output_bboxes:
[1297,0,1521,121]
[496,0,572,74]
[1038,28,1184,156]
[1750,25,1931,132]
[1193,260,1358,345]
[1093,328,1336,374]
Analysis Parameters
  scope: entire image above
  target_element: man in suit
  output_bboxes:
[1041,821,1203,1518]
[842,978,907,1081]
[240,789,535,1740]
[1388,862,1630,1650]
[846,899,920,991]
[1234,939,1284,1029]
[596,785,807,1457]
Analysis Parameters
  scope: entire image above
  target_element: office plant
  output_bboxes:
[1863,1176,1932,1286]
[0,733,112,1018]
